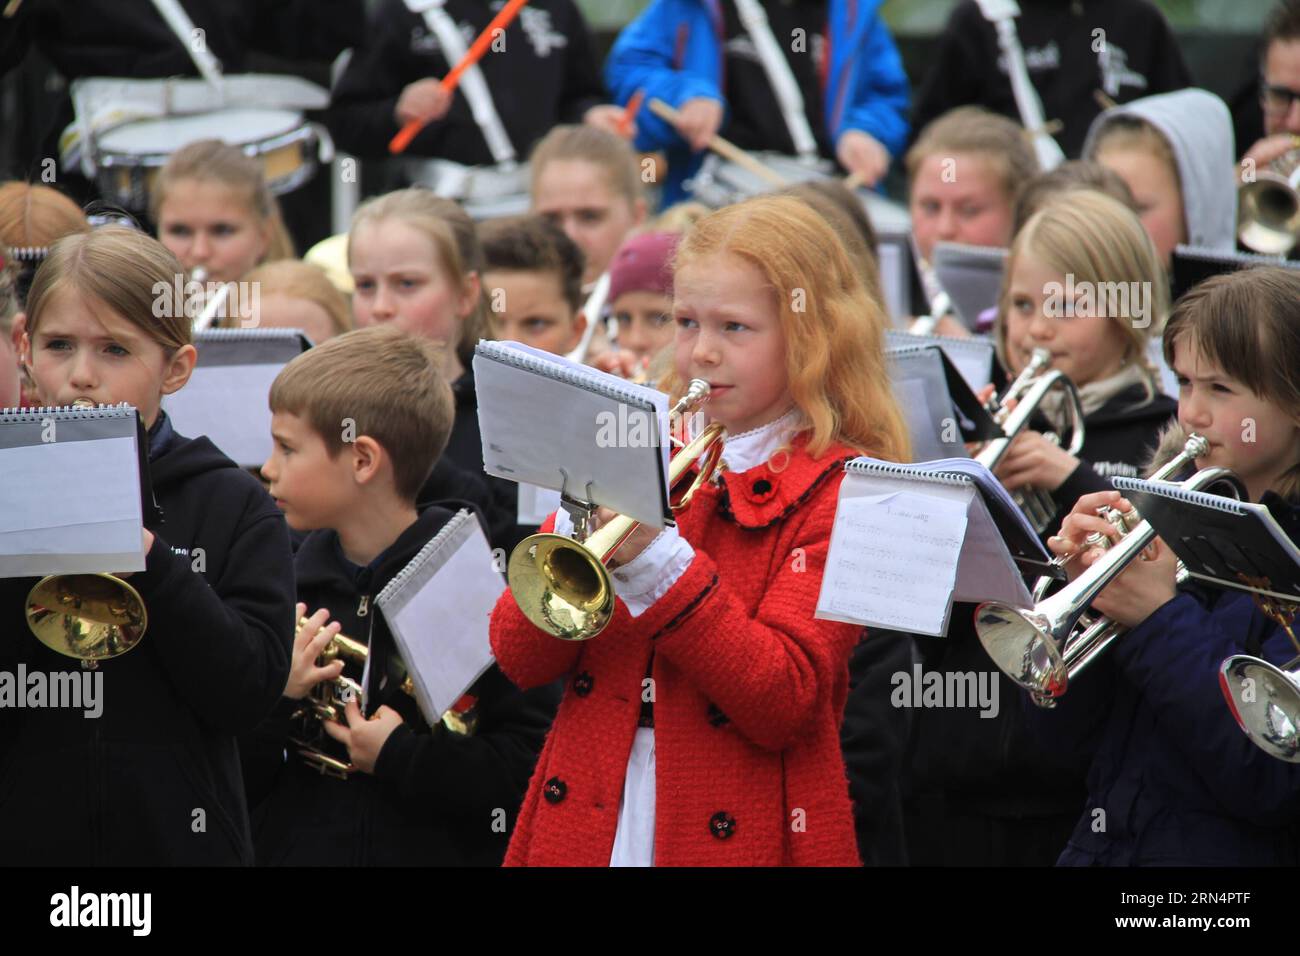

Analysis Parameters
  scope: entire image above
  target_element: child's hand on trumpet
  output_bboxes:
[285,603,345,700]
[1047,490,1179,627]
[323,698,404,776]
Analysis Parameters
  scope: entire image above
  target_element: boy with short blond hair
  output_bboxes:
[250,325,556,866]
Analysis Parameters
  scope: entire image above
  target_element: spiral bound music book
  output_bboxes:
[932,241,1007,331]
[817,458,1048,637]
[888,344,1001,460]
[1113,477,1300,605]
[162,328,311,468]
[1171,244,1300,301]
[0,403,147,577]
[473,340,673,527]
[886,329,995,394]
[372,509,503,726]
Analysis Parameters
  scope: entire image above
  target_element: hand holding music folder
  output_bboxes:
[0,403,151,577]
[1112,476,1300,606]
[816,458,1052,637]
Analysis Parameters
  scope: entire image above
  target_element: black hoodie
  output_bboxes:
[0,419,295,866]
[250,505,557,866]
[910,0,1190,158]
[902,383,1176,865]
[326,0,605,163]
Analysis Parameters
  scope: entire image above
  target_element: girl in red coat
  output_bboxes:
[489,195,911,866]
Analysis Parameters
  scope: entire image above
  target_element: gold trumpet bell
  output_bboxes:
[507,533,615,642]
[25,572,148,665]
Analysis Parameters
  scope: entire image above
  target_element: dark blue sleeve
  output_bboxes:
[1110,590,1300,826]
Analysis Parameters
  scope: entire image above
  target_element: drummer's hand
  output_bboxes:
[837,130,890,187]
[585,104,633,139]
[396,79,454,127]
[676,97,724,152]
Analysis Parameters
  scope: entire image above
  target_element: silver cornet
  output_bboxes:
[975,347,1086,534]
[975,434,1246,707]
[1238,147,1300,256]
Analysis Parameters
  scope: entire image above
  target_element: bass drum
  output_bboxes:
[93,108,330,211]
[404,158,532,221]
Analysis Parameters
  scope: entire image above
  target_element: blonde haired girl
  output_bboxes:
[1,227,294,864]
[991,189,1176,517]
[233,259,353,343]
[151,139,295,283]
[490,196,908,866]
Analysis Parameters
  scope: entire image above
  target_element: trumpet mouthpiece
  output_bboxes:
[1183,434,1209,459]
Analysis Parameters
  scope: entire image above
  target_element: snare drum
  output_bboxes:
[94,108,330,211]
[685,151,912,234]
[404,158,532,221]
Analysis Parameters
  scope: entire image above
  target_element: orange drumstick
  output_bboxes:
[617,89,645,138]
[389,0,531,155]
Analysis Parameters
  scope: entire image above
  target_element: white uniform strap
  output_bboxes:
[406,0,517,165]
[148,0,225,94]
[732,0,818,161]
[971,0,1064,171]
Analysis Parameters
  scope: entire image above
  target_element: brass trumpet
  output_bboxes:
[506,379,726,642]
[25,398,148,667]
[1238,147,1300,256]
[290,618,476,778]
[975,348,1086,534]
[975,434,1246,707]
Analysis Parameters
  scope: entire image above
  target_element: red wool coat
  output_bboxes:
[489,434,865,866]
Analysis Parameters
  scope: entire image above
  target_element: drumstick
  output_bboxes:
[647,98,788,188]
[843,170,866,191]
[389,0,531,155]
[617,89,645,139]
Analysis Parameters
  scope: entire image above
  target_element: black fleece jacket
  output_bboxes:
[326,0,605,163]
[910,0,1190,158]
[0,420,295,866]
[250,505,557,866]
[903,384,1176,857]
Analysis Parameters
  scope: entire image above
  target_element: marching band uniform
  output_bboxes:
[251,504,557,866]
[0,412,295,865]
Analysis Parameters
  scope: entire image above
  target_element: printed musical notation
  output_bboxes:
[820,492,968,634]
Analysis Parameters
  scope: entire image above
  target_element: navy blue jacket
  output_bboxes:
[1027,494,1300,866]
[605,0,909,204]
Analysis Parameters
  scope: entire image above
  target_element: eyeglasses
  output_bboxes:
[1260,81,1300,117]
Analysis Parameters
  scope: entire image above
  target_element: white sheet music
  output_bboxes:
[163,363,280,468]
[517,482,562,526]
[376,514,503,722]
[820,491,968,635]
[0,436,144,576]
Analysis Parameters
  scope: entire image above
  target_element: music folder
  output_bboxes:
[1112,477,1300,605]
[1171,244,1300,301]
[372,509,502,725]
[886,329,995,395]
[162,328,311,469]
[816,458,1051,637]
[932,241,1007,331]
[473,340,673,527]
[887,343,1001,461]
[0,403,149,577]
